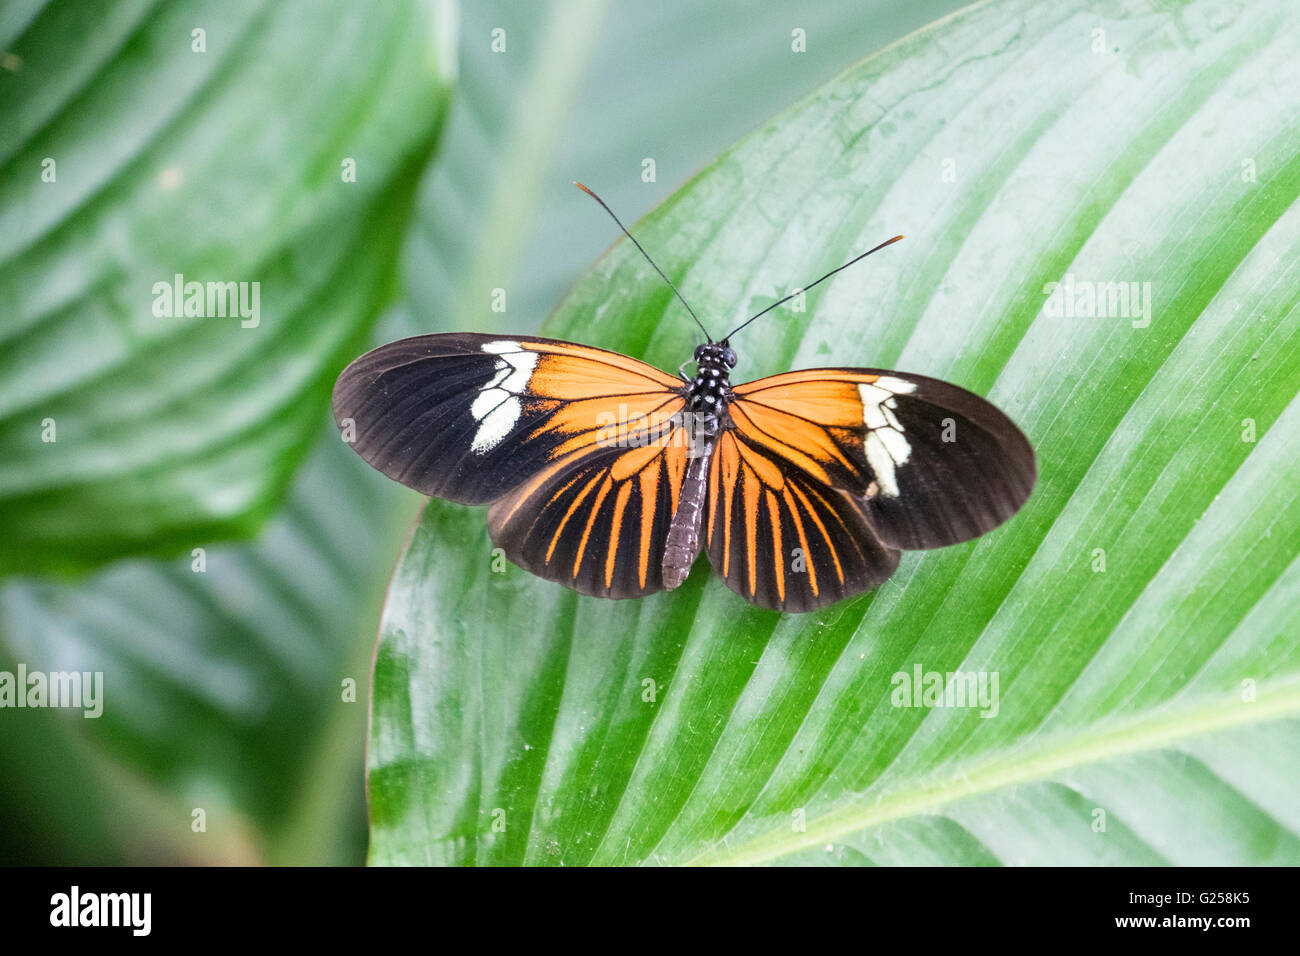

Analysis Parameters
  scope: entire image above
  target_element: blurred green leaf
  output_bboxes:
[369,0,1300,865]
[406,0,970,336]
[1,419,419,863]
[0,0,453,572]
[0,0,452,863]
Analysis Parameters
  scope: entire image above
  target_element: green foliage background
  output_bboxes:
[0,0,976,864]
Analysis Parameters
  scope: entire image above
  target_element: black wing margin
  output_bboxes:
[858,373,1037,550]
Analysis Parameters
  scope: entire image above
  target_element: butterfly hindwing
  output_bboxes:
[729,368,1037,550]
[487,427,693,599]
[705,430,901,612]
[332,333,685,505]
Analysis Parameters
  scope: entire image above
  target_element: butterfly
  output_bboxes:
[333,184,1037,612]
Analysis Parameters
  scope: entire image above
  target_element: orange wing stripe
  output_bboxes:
[544,471,603,564]
[801,481,867,565]
[733,435,787,489]
[573,475,614,577]
[662,430,687,514]
[729,401,849,484]
[782,485,817,597]
[495,448,590,529]
[549,395,683,458]
[765,489,784,604]
[637,461,659,588]
[605,481,634,587]
[733,369,879,396]
[520,341,683,389]
[718,435,739,575]
[742,462,760,597]
[788,480,844,585]
[610,439,670,482]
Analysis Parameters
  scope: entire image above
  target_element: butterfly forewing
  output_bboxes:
[332,333,685,505]
[729,368,1037,551]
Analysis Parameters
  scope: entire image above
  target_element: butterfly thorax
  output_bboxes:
[684,342,736,436]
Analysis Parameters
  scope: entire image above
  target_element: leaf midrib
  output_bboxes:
[684,679,1300,866]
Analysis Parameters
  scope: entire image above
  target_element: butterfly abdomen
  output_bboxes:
[662,446,712,590]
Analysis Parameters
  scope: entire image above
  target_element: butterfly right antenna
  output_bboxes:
[723,234,904,342]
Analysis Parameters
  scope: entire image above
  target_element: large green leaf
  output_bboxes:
[369,0,1300,865]
[0,0,452,572]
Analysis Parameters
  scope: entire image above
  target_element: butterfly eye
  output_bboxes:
[722,347,737,368]
[694,344,708,360]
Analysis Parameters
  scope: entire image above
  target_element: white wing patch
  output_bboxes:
[470,341,538,454]
[859,377,916,497]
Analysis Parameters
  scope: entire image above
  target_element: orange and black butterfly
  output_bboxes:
[333,184,1036,612]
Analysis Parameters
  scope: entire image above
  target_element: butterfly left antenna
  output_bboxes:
[574,182,713,343]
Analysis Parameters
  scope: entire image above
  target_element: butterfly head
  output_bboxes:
[688,342,736,419]
[694,341,737,370]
